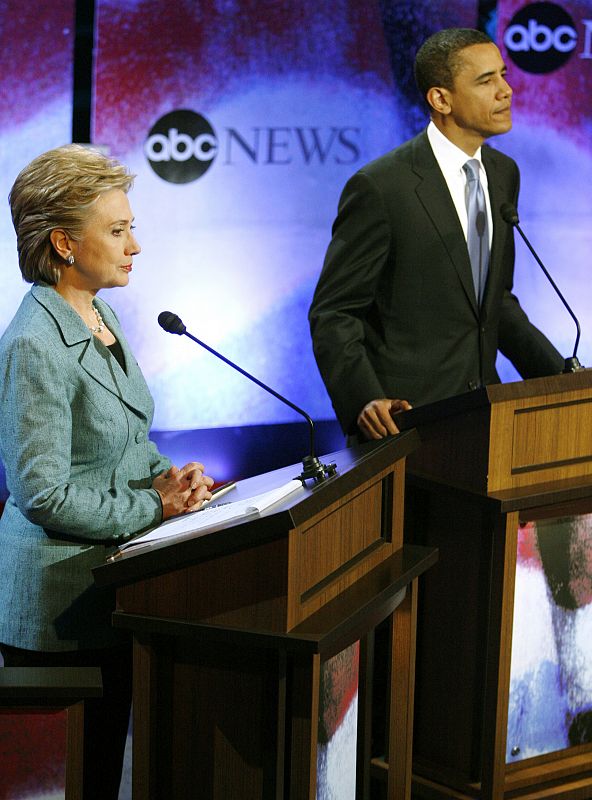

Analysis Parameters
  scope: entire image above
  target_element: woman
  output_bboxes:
[0,144,214,798]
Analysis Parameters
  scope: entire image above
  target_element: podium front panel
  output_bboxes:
[507,511,592,764]
[489,386,592,492]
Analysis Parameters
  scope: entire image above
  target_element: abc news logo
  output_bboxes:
[144,109,361,184]
[504,1,592,73]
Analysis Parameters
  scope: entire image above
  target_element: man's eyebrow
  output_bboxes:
[475,65,507,81]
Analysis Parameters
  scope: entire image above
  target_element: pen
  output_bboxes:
[105,482,238,563]
[200,480,237,507]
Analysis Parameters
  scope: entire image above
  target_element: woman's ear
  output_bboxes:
[49,229,74,263]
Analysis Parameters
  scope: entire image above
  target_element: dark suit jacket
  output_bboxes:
[309,130,563,434]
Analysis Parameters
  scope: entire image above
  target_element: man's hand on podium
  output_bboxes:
[357,398,412,440]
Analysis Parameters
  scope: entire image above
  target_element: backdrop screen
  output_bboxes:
[91,0,592,431]
[0,0,75,337]
[1,2,591,432]
[495,0,592,380]
[92,0,487,431]
[0,2,76,795]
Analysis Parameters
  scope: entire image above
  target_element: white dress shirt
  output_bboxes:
[426,120,493,249]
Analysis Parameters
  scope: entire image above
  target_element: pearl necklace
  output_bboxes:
[89,305,105,334]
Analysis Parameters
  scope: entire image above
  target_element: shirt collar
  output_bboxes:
[427,120,484,177]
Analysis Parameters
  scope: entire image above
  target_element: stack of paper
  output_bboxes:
[118,479,304,554]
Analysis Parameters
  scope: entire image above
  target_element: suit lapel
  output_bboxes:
[411,133,479,318]
[31,284,151,419]
[93,299,154,419]
[481,147,505,316]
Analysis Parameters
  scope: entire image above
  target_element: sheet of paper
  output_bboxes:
[119,479,304,552]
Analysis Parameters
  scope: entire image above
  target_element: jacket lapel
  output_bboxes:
[481,147,505,317]
[411,133,479,318]
[94,298,154,419]
[31,284,151,419]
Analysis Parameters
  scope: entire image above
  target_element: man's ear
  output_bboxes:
[49,229,73,262]
[427,86,452,116]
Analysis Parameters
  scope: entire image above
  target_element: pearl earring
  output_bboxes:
[66,255,75,265]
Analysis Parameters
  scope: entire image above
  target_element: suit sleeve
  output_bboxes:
[0,335,164,543]
[147,440,172,479]
[309,172,393,433]
[498,290,564,377]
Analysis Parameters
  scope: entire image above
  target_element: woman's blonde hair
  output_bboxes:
[9,144,135,284]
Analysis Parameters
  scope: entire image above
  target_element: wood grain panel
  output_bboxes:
[489,389,592,492]
[511,399,592,473]
[118,536,290,631]
[296,481,384,595]
[286,463,405,628]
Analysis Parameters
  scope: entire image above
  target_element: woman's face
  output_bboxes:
[70,189,141,291]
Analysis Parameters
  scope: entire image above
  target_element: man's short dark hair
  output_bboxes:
[414,28,492,102]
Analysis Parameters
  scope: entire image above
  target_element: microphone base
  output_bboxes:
[563,356,584,373]
[297,455,337,484]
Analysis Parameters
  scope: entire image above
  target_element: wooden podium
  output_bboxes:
[93,432,436,800]
[395,370,592,800]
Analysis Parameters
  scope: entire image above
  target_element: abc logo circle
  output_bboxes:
[504,2,577,74]
[144,110,218,183]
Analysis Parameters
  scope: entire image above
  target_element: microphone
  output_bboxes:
[500,202,583,373]
[158,311,337,483]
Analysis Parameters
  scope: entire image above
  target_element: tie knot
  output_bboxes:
[463,159,480,182]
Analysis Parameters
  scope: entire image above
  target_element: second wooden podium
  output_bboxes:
[396,370,592,800]
[94,432,436,800]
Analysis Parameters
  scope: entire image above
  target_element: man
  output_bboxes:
[309,28,563,441]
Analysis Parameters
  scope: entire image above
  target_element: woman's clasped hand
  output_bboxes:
[152,462,214,518]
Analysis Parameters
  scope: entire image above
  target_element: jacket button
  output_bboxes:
[135,431,144,443]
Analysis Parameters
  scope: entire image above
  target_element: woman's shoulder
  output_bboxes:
[1,287,66,355]
[1,289,40,340]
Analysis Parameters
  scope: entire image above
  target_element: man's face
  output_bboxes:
[444,43,513,148]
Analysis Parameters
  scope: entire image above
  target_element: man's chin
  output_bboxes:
[493,113,512,130]
[484,121,512,138]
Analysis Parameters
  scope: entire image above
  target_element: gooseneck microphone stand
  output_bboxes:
[158,311,337,483]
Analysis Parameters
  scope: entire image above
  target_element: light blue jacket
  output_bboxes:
[0,284,171,650]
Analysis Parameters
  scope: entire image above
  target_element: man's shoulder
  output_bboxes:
[342,131,429,196]
[361,130,426,174]
[482,142,517,170]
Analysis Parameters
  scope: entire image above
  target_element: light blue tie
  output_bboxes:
[463,159,489,305]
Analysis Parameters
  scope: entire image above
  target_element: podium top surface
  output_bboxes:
[394,369,592,496]
[93,428,419,589]
[395,369,592,432]
[0,667,103,701]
